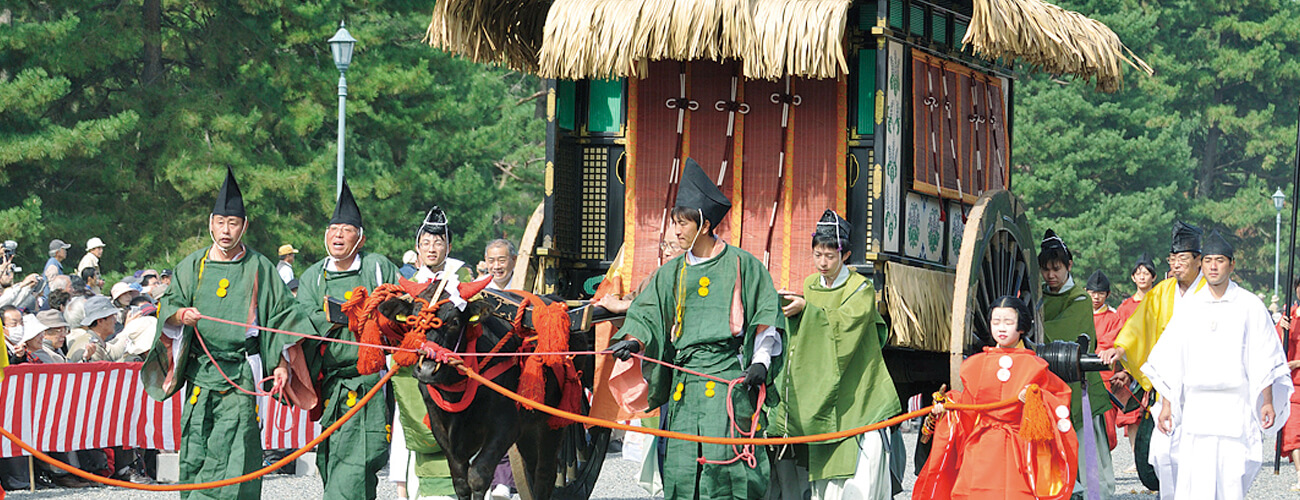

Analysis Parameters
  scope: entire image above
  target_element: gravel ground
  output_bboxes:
[6,429,1299,499]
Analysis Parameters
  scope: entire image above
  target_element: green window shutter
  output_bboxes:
[857,49,877,136]
[909,5,925,37]
[888,0,904,29]
[586,78,624,134]
[557,80,576,131]
[932,12,948,45]
[954,21,968,50]
[858,2,878,29]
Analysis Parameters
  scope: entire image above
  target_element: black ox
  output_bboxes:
[375,281,594,500]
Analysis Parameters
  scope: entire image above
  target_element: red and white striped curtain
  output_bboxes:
[0,363,319,458]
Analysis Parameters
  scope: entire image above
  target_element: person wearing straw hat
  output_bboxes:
[608,158,786,500]
[140,167,317,500]
[277,244,300,284]
[1143,230,1293,499]
[1039,229,1113,499]
[295,180,400,500]
[766,210,900,500]
[77,237,106,275]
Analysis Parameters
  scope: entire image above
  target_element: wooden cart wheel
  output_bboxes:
[948,190,1042,389]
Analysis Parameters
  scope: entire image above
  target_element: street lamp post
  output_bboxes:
[1274,187,1286,300]
[329,22,356,201]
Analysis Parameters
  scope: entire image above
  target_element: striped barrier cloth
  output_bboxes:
[0,362,319,458]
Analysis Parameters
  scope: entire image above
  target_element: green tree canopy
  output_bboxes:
[0,1,544,282]
[1014,0,1300,302]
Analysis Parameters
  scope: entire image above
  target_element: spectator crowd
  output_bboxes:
[0,232,521,494]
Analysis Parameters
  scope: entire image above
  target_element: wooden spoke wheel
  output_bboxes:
[948,190,1042,389]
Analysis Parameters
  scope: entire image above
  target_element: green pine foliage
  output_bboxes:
[1014,0,1300,302]
[0,1,543,281]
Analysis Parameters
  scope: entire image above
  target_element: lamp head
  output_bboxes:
[1273,187,1286,212]
[328,22,356,72]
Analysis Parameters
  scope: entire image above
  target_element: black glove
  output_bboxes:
[609,339,641,361]
[742,363,768,389]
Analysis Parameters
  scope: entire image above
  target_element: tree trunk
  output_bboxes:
[142,0,162,86]
[1196,89,1224,199]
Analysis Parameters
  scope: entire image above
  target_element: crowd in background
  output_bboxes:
[0,234,520,492]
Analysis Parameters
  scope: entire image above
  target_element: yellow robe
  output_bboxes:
[1112,276,1207,390]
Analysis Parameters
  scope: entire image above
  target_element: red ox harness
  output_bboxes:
[344,281,585,429]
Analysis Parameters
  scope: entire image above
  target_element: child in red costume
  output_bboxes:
[914,296,1079,500]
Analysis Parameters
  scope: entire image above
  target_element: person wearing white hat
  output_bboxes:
[16,314,47,364]
[77,237,106,274]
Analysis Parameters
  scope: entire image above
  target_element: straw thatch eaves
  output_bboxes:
[425,0,1152,91]
[963,0,1153,92]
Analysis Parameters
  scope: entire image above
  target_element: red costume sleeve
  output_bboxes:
[913,349,1078,500]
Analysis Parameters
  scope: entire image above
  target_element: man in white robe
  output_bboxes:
[1143,230,1293,499]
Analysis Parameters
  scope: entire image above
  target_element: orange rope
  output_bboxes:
[0,368,397,491]
[457,361,1019,446]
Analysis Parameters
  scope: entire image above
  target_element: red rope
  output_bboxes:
[191,321,277,397]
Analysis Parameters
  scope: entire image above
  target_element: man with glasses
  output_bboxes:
[1100,221,1208,496]
[296,181,400,500]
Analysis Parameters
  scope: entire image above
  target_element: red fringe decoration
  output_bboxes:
[392,330,427,368]
[519,302,572,405]
[1019,384,1053,443]
[356,319,386,375]
[547,362,584,429]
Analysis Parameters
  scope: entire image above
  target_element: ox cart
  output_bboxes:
[422,0,1149,498]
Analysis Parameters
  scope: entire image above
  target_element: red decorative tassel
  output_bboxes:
[1019,384,1053,443]
[520,302,573,406]
[356,321,386,375]
[547,364,584,429]
[341,286,369,334]
[392,331,427,368]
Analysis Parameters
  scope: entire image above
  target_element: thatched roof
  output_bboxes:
[424,0,550,73]
[426,0,1151,89]
[963,0,1153,92]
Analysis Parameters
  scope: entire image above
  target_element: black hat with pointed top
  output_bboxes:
[674,158,731,229]
[1132,252,1156,277]
[1170,220,1202,254]
[329,180,363,229]
[814,209,851,243]
[417,205,450,246]
[1040,229,1072,261]
[1085,270,1111,293]
[1202,230,1234,260]
[212,166,245,218]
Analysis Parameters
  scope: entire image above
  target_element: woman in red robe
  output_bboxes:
[1277,278,1300,491]
[914,296,1078,500]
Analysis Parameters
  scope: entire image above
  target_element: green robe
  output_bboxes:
[389,260,473,497]
[1041,279,1110,427]
[768,271,900,481]
[141,246,313,500]
[296,252,400,500]
[616,244,786,500]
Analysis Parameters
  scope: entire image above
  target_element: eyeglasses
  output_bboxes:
[1168,252,1199,264]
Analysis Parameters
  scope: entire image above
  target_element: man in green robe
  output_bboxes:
[768,210,900,500]
[142,167,317,500]
[1039,229,1114,500]
[609,158,786,500]
[388,205,474,499]
[296,181,401,500]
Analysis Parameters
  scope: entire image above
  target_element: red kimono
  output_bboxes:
[1279,305,1300,456]
[1111,296,1147,427]
[1092,307,1121,448]
[1115,295,1141,324]
[914,347,1078,500]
